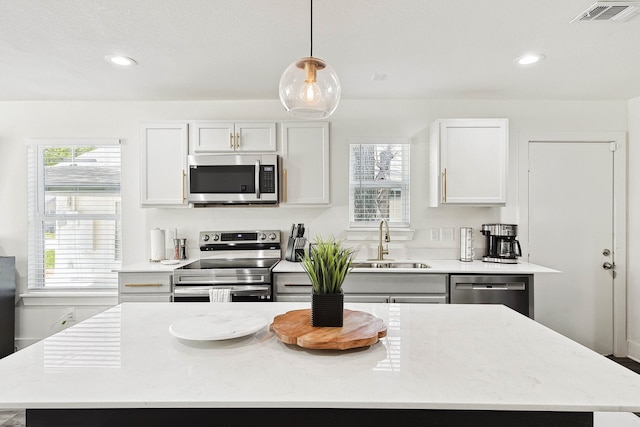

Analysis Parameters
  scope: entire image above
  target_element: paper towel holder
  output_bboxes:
[150,228,166,262]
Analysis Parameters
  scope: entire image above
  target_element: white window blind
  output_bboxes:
[27,140,121,290]
[349,140,410,227]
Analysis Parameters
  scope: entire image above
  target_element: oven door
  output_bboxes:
[173,285,272,302]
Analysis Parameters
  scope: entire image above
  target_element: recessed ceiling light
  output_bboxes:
[515,53,545,66]
[105,55,137,66]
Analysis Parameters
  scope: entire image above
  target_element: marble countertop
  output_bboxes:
[0,302,638,412]
[116,259,197,273]
[118,258,558,275]
[273,259,559,274]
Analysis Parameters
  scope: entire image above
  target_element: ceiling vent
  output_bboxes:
[571,1,640,22]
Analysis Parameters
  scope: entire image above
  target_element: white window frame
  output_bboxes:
[27,138,122,291]
[349,138,411,228]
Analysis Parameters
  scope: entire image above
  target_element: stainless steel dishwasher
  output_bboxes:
[449,275,533,318]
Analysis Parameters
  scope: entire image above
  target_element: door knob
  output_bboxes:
[603,262,615,270]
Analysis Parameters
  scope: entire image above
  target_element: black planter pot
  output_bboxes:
[311,291,344,327]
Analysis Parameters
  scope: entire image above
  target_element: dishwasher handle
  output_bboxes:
[455,282,526,291]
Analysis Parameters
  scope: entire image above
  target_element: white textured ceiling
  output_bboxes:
[1,0,640,101]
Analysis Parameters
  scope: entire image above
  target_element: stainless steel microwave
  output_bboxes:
[187,154,279,205]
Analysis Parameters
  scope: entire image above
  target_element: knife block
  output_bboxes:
[285,237,306,262]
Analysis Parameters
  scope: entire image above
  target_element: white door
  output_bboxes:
[528,141,615,354]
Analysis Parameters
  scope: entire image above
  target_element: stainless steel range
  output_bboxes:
[173,230,281,302]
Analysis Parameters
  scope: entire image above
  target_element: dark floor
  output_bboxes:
[607,356,640,418]
[1,357,639,426]
[607,356,640,375]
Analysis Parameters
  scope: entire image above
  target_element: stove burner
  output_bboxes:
[180,258,280,270]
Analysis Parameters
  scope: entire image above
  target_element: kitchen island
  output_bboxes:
[0,302,639,426]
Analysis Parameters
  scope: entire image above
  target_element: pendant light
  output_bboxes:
[279,0,341,119]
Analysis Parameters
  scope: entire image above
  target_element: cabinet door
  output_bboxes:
[430,118,508,206]
[390,295,447,304]
[190,121,276,153]
[280,122,330,205]
[140,123,188,206]
[118,272,172,294]
[190,121,235,153]
[274,273,312,295]
[236,122,276,152]
[119,294,172,303]
[345,295,390,303]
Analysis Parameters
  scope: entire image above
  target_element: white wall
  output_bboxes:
[628,97,640,361]
[0,99,628,348]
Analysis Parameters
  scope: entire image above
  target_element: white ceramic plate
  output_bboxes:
[169,311,269,341]
[160,260,180,265]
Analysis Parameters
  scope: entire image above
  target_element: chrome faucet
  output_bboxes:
[376,219,391,261]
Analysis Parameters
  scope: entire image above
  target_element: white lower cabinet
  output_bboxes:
[274,272,448,303]
[118,272,173,303]
[119,294,172,303]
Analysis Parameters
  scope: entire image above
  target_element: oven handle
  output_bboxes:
[174,285,271,296]
[174,275,267,285]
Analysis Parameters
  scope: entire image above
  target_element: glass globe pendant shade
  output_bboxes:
[279,57,341,119]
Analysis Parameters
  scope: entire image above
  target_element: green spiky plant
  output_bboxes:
[300,236,355,294]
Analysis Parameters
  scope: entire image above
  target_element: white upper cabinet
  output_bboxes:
[190,121,276,153]
[429,118,508,206]
[280,122,330,205]
[140,122,189,207]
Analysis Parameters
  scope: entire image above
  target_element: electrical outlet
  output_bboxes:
[65,307,76,322]
[430,228,440,241]
[441,228,455,242]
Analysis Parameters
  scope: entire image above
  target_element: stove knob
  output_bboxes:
[202,234,210,242]
[259,233,267,240]
[212,234,220,241]
[268,233,277,240]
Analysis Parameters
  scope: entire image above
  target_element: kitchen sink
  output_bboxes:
[351,261,431,269]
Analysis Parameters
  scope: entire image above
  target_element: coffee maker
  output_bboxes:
[480,224,521,264]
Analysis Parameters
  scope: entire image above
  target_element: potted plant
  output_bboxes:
[300,236,355,327]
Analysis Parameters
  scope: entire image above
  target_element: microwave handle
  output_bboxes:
[255,160,261,199]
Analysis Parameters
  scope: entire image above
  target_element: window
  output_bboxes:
[27,140,121,290]
[349,139,410,227]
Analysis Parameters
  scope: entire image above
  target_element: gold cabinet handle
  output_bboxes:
[283,168,287,203]
[443,168,447,203]
[125,283,163,287]
[229,133,234,149]
[235,133,240,149]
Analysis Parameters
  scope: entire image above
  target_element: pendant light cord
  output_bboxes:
[310,0,313,57]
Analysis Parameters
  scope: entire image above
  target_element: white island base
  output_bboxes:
[1,302,639,426]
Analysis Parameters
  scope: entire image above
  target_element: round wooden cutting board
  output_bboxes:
[270,309,387,350]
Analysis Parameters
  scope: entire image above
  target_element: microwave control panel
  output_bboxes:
[259,165,276,193]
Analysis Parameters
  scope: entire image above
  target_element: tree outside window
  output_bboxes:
[349,140,410,228]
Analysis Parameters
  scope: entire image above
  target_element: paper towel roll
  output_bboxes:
[150,228,165,261]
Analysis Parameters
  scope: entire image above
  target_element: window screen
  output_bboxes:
[27,141,122,289]
[349,141,410,227]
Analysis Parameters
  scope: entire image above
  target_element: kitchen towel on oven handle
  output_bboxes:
[209,288,231,303]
